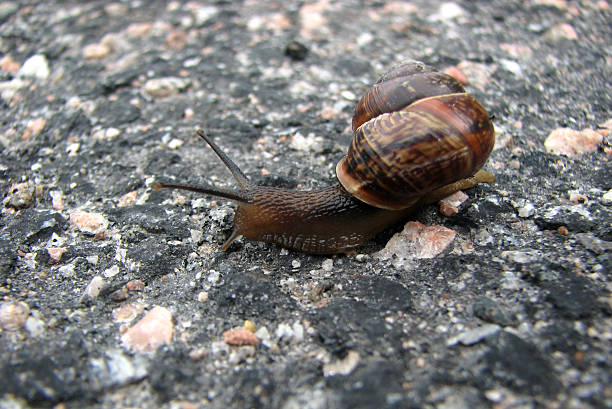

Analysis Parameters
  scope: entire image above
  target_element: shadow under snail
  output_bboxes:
[154,60,495,254]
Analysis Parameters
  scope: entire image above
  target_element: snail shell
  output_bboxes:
[337,61,495,210]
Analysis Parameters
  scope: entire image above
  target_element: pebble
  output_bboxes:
[82,43,112,60]
[444,66,468,85]
[501,249,542,264]
[47,247,66,263]
[254,326,274,349]
[66,142,80,156]
[24,316,45,337]
[121,306,173,352]
[49,233,66,250]
[69,211,109,235]
[499,59,523,77]
[323,350,360,377]
[49,190,65,210]
[223,327,260,346]
[143,77,191,98]
[439,190,469,216]
[228,346,256,364]
[92,127,121,140]
[165,30,188,50]
[210,340,230,356]
[0,78,26,101]
[354,254,369,262]
[6,182,34,209]
[167,138,184,149]
[83,275,105,299]
[89,350,147,388]
[285,40,309,61]
[602,189,612,204]
[474,228,494,246]
[197,291,209,302]
[535,203,594,233]
[26,118,46,136]
[112,303,145,322]
[0,301,30,331]
[118,191,138,207]
[243,320,256,333]
[189,347,207,360]
[500,271,523,291]
[544,128,603,157]
[382,2,418,15]
[375,221,456,262]
[298,1,330,41]
[545,23,578,42]
[104,3,127,16]
[517,202,536,218]
[103,265,120,278]
[275,321,305,343]
[340,90,356,101]
[126,22,154,38]
[429,2,465,21]
[321,258,333,272]
[456,60,492,91]
[58,263,75,277]
[289,132,324,153]
[17,54,50,80]
[484,389,505,403]
[446,324,501,346]
[189,4,219,26]
[126,280,145,291]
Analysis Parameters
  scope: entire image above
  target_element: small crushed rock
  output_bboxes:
[375,221,457,263]
[121,306,174,352]
[1,1,610,408]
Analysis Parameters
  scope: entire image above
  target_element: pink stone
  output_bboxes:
[439,191,469,216]
[121,306,173,352]
[70,211,109,234]
[0,301,30,331]
[375,221,457,261]
[224,327,260,346]
[544,128,603,157]
[47,247,67,263]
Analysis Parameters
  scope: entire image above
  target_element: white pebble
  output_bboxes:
[18,54,50,80]
[167,138,184,149]
[84,275,105,299]
[144,77,191,98]
[499,59,523,77]
[517,202,535,218]
[103,265,120,278]
[602,189,612,204]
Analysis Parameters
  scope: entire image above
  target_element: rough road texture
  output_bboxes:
[1,1,610,408]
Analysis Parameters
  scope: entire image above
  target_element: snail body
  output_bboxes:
[155,61,495,254]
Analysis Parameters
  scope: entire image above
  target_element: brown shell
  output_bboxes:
[337,62,495,210]
[351,60,466,131]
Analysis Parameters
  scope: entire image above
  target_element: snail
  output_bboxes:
[154,60,495,254]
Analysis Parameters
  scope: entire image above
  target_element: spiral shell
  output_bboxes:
[336,61,495,210]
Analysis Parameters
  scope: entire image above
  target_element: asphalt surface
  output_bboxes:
[0,1,610,408]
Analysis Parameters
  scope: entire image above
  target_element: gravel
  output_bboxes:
[1,1,610,408]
